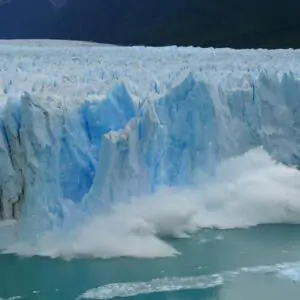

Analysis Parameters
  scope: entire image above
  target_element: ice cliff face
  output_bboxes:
[0,41,300,231]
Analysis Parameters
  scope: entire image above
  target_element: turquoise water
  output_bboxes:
[1,225,300,300]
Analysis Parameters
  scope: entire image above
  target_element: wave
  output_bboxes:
[78,261,300,299]
[0,297,23,300]
[2,147,300,259]
[79,274,224,299]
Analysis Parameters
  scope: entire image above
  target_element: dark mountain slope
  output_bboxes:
[51,0,179,44]
[1,0,300,48]
[0,0,56,39]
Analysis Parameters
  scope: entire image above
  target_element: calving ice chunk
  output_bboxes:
[0,40,300,237]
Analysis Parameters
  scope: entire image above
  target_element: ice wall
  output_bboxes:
[1,41,300,233]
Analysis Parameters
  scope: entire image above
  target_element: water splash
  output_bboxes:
[2,147,300,259]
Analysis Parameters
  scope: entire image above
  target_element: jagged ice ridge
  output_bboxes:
[0,41,300,236]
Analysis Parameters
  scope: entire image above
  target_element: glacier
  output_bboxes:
[1,40,300,243]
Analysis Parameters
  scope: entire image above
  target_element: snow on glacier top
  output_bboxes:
[0,40,300,107]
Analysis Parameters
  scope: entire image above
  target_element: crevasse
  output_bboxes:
[1,41,300,234]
